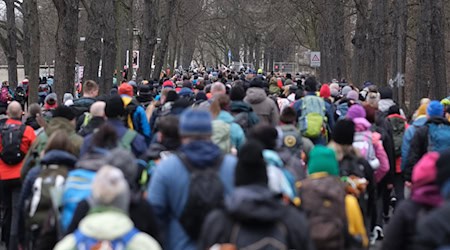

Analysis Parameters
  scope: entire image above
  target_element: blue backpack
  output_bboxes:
[336,102,349,120]
[427,123,450,152]
[61,169,96,231]
[74,227,139,249]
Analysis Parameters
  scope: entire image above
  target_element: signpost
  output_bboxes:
[310,51,321,75]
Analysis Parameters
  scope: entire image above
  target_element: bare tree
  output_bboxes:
[82,0,102,83]
[139,0,159,80]
[52,0,80,98]
[4,0,18,86]
[101,0,116,93]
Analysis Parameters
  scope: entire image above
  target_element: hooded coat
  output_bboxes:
[244,87,279,126]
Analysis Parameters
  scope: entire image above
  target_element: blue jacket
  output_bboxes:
[121,95,151,141]
[216,110,245,150]
[401,116,427,170]
[147,141,237,250]
[80,119,147,157]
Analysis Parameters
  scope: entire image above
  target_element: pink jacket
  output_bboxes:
[353,117,390,183]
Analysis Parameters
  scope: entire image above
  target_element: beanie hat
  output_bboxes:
[44,93,58,110]
[333,119,355,145]
[179,87,193,97]
[163,80,174,88]
[63,93,74,103]
[179,109,212,136]
[304,77,317,92]
[308,145,339,176]
[330,83,340,92]
[230,85,246,101]
[379,87,393,100]
[416,103,428,117]
[166,90,179,102]
[413,152,440,189]
[427,100,444,117]
[138,85,152,96]
[110,88,118,96]
[341,86,352,97]
[331,88,339,98]
[319,84,331,98]
[347,90,359,101]
[92,165,130,213]
[248,124,278,150]
[105,148,139,191]
[250,78,264,88]
[363,81,374,88]
[346,104,366,120]
[105,95,125,118]
[195,92,208,101]
[118,83,134,97]
[52,106,76,121]
[235,140,268,187]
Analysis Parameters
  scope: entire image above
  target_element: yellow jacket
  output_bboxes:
[345,194,368,247]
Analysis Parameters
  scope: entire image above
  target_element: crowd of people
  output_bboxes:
[0,69,449,250]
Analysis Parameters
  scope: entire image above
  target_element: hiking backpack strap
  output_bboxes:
[120,130,138,149]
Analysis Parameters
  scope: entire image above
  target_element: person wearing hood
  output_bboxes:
[413,149,450,249]
[383,152,443,250]
[269,77,281,96]
[378,86,406,117]
[55,166,161,250]
[42,93,58,120]
[77,101,106,137]
[147,109,237,250]
[244,78,280,126]
[404,101,450,183]
[229,84,260,133]
[21,106,84,179]
[199,140,314,250]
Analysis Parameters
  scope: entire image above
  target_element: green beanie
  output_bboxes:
[308,145,339,176]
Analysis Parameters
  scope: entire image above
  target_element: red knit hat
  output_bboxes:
[163,80,174,88]
[320,84,331,98]
[118,83,133,97]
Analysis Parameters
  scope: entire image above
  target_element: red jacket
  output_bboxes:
[0,119,36,180]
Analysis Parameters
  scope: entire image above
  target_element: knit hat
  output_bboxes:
[166,90,179,102]
[105,95,125,118]
[118,83,134,97]
[179,109,212,136]
[304,77,317,92]
[331,88,339,98]
[91,165,130,213]
[363,81,374,88]
[105,148,139,191]
[44,93,58,109]
[333,119,355,145]
[235,140,268,187]
[379,87,393,100]
[330,83,340,92]
[230,85,246,101]
[346,90,359,101]
[416,103,428,117]
[52,106,76,121]
[427,100,444,117]
[179,87,193,97]
[346,104,366,120]
[319,84,331,98]
[163,80,174,88]
[195,92,207,102]
[413,152,440,189]
[138,85,152,96]
[250,78,264,88]
[63,93,74,103]
[308,145,339,176]
[341,86,352,96]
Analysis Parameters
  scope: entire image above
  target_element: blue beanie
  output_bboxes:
[179,109,212,136]
[427,100,444,117]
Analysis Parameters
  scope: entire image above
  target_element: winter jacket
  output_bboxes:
[353,117,390,182]
[346,194,369,247]
[121,95,152,141]
[293,92,336,134]
[413,202,450,250]
[78,116,105,137]
[216,110,245,150]
[382,200,436,250]
[71,97,96,118]
[244,87,280,126]
[0,119,36,180]
[401,116,427,171]
[147,141,237,250]
[230,101,260,128]
[25,116,40,131]
[54,209,161,250]
[404,117,450,182]
[263,149,296,199]
[80,119,147,158]
[374,111,397,184]
[199,185,314,250]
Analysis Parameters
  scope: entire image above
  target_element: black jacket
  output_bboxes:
[413,202,450,250]
[375,111,396,184]
[382,200,434,250]
[199,185,314,250]
[404,117,450,181]
[78,116,105,137]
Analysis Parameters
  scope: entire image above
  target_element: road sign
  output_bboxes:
[310,51,321,67]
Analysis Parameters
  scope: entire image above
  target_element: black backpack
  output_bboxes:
[0,123,26,165]
[176,152,224,240]
[228,222,289,250]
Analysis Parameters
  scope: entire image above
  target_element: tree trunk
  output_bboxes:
[139,0,158,81]
[429,0,447,99]
[53,0,80,99]
[100,0,116,94]
[5,0,18,86]
[23,0,40,104]
[352,0,369,86]
[152,0,177,80]
[391,0,407,106]
[83,0,103,83]
[368,0,388,86]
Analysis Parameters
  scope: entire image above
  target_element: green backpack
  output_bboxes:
[298,96,326,139]
[212,120,232,153]
[387,116,406,157]
[119,130,138,151]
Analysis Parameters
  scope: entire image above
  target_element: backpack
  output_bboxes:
[14,87,26,104]
[38,83,49,97]
[233,112,251,134]
[0,86,10,103]
[298,95,326,139]
[176,151,224,240]
[119,130,138,151]
[427,123,450,152]
[277,125,302,156]
[0,123,26,165]
[74,227,139,250]
[298,175,347,250]
[61,169,96,231]
[353,131,380,170]
[387,116,407,157]
[212,120,232,153]
[27,164,68,232]
[123,97,142,132]
[336,102,349,120]
[228,221,289,250]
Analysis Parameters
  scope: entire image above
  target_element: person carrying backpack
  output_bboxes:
[199,140,314,250]
[14,83,26,110]
[37,78,50,106]
[298,146,368,250]
[244,78,280,126]
[55,166,161,250]
[0,101,37,250]
[147,109,237,250]
[229,85,260,134]
[0,81,12,110]
[77,101,106,137]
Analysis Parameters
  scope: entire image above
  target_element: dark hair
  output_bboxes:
[91,124,119,150]
[280,107,297,124]
[248,124,278,150]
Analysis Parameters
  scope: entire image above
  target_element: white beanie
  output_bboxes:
[92,165,130,213]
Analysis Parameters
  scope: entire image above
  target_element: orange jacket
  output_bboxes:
[0,119,36,180]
